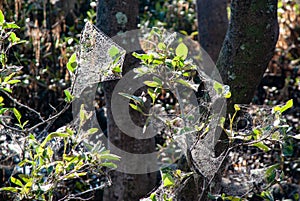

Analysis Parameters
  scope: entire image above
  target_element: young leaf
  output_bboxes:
[176,79,197,91]
[129,103,143,113]
[109,45,120,58]
[10,177,23,187]
[175,43,188,60]
[0,187,18,193]
[213,81,223,95]
[158,42,166,50]
[144,80,162,88]
[41,132,70,147]
[234,104,241,111]
[13,108,21,123]
[64,89,74,102]
[162,172,175,187]
[66,53,77,73]
[147,88,157,104]
[88,128,98,135]
[0,10,4,24]
[5,22,20,29]
[99,153,121,161]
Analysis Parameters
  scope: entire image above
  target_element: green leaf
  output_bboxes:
[213,81,223,95]
[119,92,144,104]
[273,99,293,114]
[100,162,117,169]
[7,79,20,85]
[4,72,16,82]
[224,91,231,98]
[162,172,175,187]
[282,142,293,156]
[0,187,18,193]
[88,128,98,134]
[280,99,293,113]
[5,22,20,29]
[175,43,188,60]
[64,172,87,179]
[109,45,120,58]
[112,65,121,73]
[148,88,157,104]
[158,42,166,50]
[99,153,120,161]
[150,192,157,201]
[234,104,240,111]
[13,108,21,123]
[252,142,270,152]
[0,10,4,25]
[265,164,279,183]
[129,103,143,113]
[9,32,20,43]
[66,53,77,73]
[64,89,74,102]
[80,104,86,123]
[153,76,163,86]
[144,80,162,88]
[41,132,70,147]
[10,176,23,187]
[176,79,197,91]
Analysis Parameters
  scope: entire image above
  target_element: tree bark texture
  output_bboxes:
[197,0,228,63]
[96,1,157,200]
[216,0,279,111]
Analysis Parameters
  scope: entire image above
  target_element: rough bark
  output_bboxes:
[177,1,279,200]
[197,0,228,63]
[96,1,157,200]
[216,0,279,111]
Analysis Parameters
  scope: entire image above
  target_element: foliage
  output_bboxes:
[139,0,198,37]
[121,28,300,200]
[0,104,119,201]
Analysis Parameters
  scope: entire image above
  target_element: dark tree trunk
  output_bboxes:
[216,0,279,111]
[96,1,157,200]
[197,0,228,63]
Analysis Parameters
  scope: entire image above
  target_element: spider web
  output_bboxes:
[72,22,126,97]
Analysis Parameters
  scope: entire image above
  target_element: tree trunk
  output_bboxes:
[177,0,279,200]
[196,0,228,63]
[96,1,157,200]
[216,0,279,111]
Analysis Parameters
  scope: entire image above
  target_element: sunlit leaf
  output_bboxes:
[144,80,162,88]
[13,108,21,123]
[88,128,98,134]
[0,187,18,193]
[234,104,240,111]
[41,132,70,147]
[99,153,120,161]
[10,177,23,187]
[252,142,270,152]
[175,43,188,59]
[109,45,120,58]
[66,53,77,73]
[129,103,143,113]
[0,10,4,24]
[100,162,117,169]
[64,89,74,103]
[162,172,175,187]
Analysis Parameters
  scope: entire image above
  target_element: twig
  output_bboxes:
[2,90,44,122]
